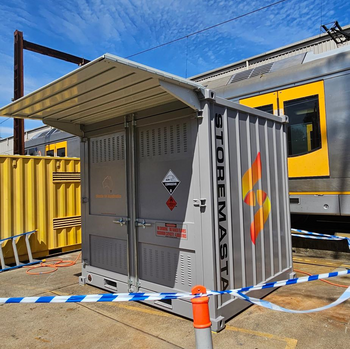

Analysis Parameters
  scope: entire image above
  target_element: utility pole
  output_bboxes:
[12,30,90,155]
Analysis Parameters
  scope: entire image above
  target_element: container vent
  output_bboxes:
[90,235,127,275]
[107,137,111,161]
[152,129,156,156]
[290,197,300,204]
[92,141,95,163]
[103,139,107,162]
[121,136,125,160]
[139,243,194,290]
[146,130,150,157]
[164,127,168,155]
[53,215,81,230]
[91,135,125,163]
[176,124,181,153]
[112,137,116,160]
[170,125,174,154]
[180,254,185,285]
[139,122,188,158]
[52,172,80,183]
[187,255,192,287]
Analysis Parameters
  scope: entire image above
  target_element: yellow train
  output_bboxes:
[192,27,350,226]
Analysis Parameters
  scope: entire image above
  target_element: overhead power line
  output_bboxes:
[126,0,289,58]
[0,117,10,125]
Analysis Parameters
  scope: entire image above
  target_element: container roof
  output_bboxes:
[0,54,205,134]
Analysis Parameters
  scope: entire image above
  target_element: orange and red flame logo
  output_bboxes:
[242,152,271,245]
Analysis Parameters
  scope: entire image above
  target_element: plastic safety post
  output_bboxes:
[191,285,213,349]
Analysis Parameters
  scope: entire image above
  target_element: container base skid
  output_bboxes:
[80,265,293,332]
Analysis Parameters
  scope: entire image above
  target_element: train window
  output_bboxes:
[256,104,273,114]
[57,147,66,157]
[46,150,54,157]
[240,92,278,116]
[284,95,321,156]
[33,130,50,139]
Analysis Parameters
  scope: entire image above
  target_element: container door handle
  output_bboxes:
[135,220,152,229]
[113,218,130,226]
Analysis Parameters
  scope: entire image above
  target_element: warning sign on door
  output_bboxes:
[156,223,187,239]
[162,170,180,195]
[166,196,177,211]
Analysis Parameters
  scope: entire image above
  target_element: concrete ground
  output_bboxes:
[0,251,349,349]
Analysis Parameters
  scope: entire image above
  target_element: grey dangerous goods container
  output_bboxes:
[0,54,292,331]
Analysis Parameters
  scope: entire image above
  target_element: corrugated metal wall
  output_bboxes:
[0,155,81,264]
[211,103,291,296]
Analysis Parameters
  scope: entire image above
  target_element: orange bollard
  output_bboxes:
[191,285,213,349]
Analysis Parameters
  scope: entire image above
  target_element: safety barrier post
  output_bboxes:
[191,285,213,349]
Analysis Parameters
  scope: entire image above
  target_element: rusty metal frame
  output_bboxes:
[13,30,25,155]
[13,30,90,154]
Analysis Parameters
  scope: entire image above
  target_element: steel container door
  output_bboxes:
[84,130,129,280]
[134,114,202,294]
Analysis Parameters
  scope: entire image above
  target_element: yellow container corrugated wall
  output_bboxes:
[0,155,81,264]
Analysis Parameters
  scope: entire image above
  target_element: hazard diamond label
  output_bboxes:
[162,170,180,195]
[166,196,177,211]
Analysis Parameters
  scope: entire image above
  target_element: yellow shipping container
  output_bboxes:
[0,155,81,265]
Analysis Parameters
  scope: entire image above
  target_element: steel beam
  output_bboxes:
[23,40,90,66]
[13,30,25,155]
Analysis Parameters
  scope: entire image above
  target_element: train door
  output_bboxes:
[45,141,67,157]
[240,81,329,178]
[278,81,329,178]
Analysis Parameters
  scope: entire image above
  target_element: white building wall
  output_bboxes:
[0,125,51,155]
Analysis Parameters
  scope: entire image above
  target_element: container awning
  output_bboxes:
[0,54,205,135]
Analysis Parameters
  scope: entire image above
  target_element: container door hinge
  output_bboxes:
[196,110,203,119]
[193,198,206,208]
[128,278,139,292]
[203,89,216,100]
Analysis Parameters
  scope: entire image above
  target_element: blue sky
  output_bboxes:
[0,0,349,138]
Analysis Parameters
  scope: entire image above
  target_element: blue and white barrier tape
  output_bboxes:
[236,287,350,313]
[291,228,350,250]
[1,269,349,314]
[209,269,350,294]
